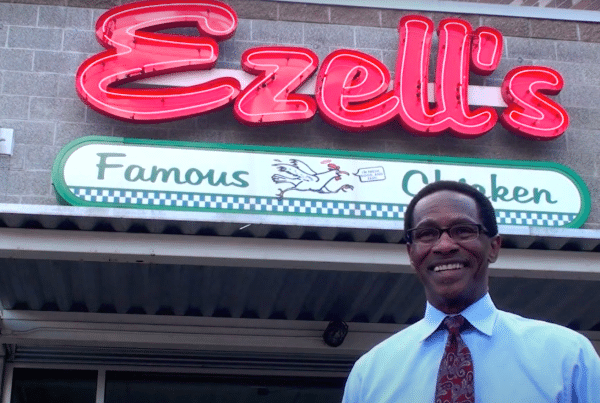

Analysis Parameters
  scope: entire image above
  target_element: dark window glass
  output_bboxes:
[105,371,344,403]
[10,368,97,403]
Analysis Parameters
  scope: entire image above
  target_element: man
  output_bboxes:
[342,180,600,403]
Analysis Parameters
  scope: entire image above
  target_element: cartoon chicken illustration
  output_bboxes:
[272,159,355,199]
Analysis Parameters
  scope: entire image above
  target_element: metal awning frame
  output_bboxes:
[1,204,600,365]
[2,203,600,251]
[0,309,598,364]
[0,310,399,359]
[1,227,600,281]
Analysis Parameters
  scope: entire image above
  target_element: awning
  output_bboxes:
[0,203,598,367]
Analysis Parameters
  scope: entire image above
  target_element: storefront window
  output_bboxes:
[10,368,97,403]
[105,372,344,403]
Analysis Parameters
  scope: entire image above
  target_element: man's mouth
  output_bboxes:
[432,263,465,272]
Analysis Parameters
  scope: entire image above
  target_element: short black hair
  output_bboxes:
[403,180,499,241]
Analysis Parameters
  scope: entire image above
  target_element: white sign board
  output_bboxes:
[52,136,590,228]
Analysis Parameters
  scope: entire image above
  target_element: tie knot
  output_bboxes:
[443,315,465,334]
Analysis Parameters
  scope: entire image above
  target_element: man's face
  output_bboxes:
[407,190,501,314]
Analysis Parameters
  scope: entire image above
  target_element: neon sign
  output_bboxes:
[395,16,499,138]
[76,0,568,140]
[76,0,240,122]
[315,49,398,131]
[233,46,318,125]
[500,66,569,140]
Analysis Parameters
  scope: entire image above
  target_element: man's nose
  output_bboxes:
[432,231,459,253]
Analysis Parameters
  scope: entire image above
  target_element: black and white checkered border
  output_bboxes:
[496,210,575,227]
[69,187,577,226]
[70,187,405,219]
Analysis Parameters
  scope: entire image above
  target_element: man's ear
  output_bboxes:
[488,235,501,263]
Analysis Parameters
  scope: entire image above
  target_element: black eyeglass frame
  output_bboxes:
[405,223,489,244]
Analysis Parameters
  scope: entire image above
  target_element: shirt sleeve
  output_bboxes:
[571,337,600,402]
[341,357,365,403]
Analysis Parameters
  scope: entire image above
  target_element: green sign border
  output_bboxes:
[52,136,591,228]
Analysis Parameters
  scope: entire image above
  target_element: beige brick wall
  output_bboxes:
[0,1,599,228]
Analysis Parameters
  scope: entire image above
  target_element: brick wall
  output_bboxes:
[0,1,599,228]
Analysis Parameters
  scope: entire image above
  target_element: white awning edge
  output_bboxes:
[1,228,599,281]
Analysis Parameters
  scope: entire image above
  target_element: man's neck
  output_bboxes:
[429,293,486,315]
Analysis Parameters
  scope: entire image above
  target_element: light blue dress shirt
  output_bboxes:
[342,293,600,403]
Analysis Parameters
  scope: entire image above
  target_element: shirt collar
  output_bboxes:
[418,293,498,341]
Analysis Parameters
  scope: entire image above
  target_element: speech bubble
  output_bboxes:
[354,166,386,183]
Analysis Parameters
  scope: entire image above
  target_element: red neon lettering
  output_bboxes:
[395,16,498,138]
[315,49,398,132]
[75,0,240,122]
[233,47,318,125]
[471,27,503,76]
[500,66,569,141]
[74,2,570,141]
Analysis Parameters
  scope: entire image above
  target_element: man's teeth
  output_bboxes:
[433,263,464,272]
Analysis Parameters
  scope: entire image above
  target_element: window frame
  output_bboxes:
[1,362,347,403]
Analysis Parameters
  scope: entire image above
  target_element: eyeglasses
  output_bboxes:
[406,223,488,244]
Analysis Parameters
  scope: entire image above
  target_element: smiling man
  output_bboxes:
[341,181,600,403]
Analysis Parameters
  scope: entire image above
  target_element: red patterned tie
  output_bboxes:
[435,315,475,403]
